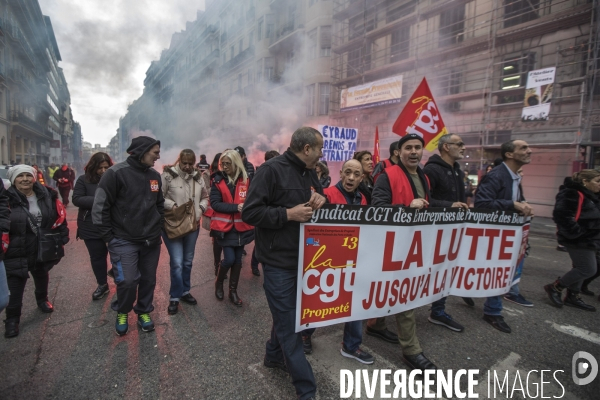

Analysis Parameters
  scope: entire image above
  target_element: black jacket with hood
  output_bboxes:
[553,177,600,248]
[423,154,466,206]
[5,183,69,278]
[72,175,103,240]
[242,149,323,270]
[92,137,165,244]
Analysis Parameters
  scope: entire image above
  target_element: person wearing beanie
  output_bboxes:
[92,136,164,336]
[4,165,69,338]
[371,133,444,373]
[234,146,255,179]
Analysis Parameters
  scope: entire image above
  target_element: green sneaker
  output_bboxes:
[137,313,155,332]
[115,313,128,336]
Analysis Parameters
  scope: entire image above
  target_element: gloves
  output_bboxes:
[2,232,9,253]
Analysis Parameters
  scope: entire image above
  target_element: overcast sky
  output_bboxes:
[38,0,205,146]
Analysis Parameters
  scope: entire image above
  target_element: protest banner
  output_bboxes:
[340,75,403,112]
[296,205,528,332]
[392,78,447,152]
[521,67,555,121]
[318,125,358,162]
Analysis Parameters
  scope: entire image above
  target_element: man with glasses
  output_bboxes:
[424,134,473,332]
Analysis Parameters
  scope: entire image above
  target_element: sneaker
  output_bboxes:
[341,345,374,365]
[428,313,464,332]
[503,293,533,307]
[137,313,155,332]
[483,314,511,333]
[115,313,128,336]
[92,284,109,300]
[301,335,313,354]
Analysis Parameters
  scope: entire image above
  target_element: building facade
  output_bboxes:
[0,0,75,168]
[329,0,598,217]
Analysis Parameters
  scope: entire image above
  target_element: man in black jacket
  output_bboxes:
[424,133,472,332]
[372,140,399,181]
[242,127,326,400]
[92,136,164,336]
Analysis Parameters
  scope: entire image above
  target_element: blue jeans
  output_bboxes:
[431,297,448,317]
[0,260,9,314]
[484,282,521,316]
[221,246,243,272]
[162,229,199,301]
[263,265,316,400]
[302,320,363,352]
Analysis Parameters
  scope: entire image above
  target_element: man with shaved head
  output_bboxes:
[300,158,374,365]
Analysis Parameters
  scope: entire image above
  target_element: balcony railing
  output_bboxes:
[219,46,255,75]
[4,20,37,64]
[10,111,45,135]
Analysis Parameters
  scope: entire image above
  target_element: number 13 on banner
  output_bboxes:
[299,226,360,328]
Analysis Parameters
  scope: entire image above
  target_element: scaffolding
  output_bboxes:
[330,0,598,170]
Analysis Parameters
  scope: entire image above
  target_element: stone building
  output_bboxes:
[0,0,75,167]
[329,0,598,217]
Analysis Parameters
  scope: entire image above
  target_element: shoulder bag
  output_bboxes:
[164,178,198,239]
[21,204,65,263]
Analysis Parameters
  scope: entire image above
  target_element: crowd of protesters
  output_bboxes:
[1,127,599,400]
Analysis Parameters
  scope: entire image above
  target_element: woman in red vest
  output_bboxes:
[210,149,254,306]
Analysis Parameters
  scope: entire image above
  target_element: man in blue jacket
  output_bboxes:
[475,139,534,334]
[93,136,164,336]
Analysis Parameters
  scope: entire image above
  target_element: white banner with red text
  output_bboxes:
[296,205,529,332]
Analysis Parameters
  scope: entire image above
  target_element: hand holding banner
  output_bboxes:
[392,78,447,151]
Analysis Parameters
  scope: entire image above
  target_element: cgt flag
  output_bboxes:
[392,77,447,151]
[373,126,380,164]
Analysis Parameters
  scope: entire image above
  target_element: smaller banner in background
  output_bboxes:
[318,125,358,162]
[522,67,555,121]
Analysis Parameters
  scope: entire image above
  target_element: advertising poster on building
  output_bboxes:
[392,77,447,152]
[340,75,403,112]
[296,205,528,332]
[318,125,358,162]
[521,67,555,121]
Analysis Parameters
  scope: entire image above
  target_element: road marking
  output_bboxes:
[545,321,600,345]
[502,306,524,317]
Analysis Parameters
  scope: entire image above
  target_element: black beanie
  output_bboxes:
[127,136,161,160]
[397,133,425,149]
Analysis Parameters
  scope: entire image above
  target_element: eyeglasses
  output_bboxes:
[221,162,232,167]
[447,142,465,147]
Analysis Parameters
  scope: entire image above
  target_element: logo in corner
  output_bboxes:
[150,180,159,192]
[572,351,598,385]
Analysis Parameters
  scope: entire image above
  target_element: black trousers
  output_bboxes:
[84,239,109,286]
[5,268,49,321]
[58,186,71,205]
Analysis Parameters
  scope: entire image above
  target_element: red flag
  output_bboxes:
[373,126,380,164]
[392,78,447,151]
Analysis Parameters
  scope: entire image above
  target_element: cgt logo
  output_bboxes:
[572,351,598,386]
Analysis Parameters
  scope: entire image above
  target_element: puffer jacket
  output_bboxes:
[5,183,69,278]
[161,165,209,218]
[72,175,103,240]
[210,172,254,247]
[553,177,600,248]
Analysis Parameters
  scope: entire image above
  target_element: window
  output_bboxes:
[239,39,243,54]
[387,0,417,23]
[390,27,410,61]
[256,60,262,82]
[248,68,253,84]
[503,0,539,28]
[439,5,465,47]
[306,84,315,116]
[307,29,317,60]
[348,10,376,40]
[320,26,331,57]
[265,58,274,80]
[498,52,536,103]
[266,23,274,39]
[223,53,227,65]
[249,31,254,47]
[238,73,242,90]
[347,45,371,75]
[258,20,263,40]
[287,50,295,67]
[319,83,330,115]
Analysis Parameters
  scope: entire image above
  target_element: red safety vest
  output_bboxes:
[210,177,253,233]
[324,186,367,205]
[373,159,395,182]
[385,165,430,206]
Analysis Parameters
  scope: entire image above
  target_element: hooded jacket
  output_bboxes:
[4,183,69,278]
[553,177,600,248]
[423,154,466,206]
[72,175,104,240]
[92,136,165,244]
[242,149,323,269]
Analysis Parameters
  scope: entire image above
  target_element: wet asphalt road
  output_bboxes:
[0,208,599,400]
